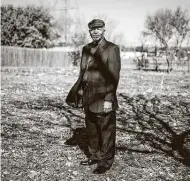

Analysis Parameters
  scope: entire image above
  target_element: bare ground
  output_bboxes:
[1,67,190,181]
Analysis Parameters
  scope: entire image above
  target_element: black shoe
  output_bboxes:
[93,166,110,174]
[80,159,98,166]
[64,138,77,146]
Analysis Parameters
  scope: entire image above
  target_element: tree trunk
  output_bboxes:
[188,54,190,72]
[165,48,170,73]
[153,57,157,71]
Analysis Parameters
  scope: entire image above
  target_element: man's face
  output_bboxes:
[89,26,105,42]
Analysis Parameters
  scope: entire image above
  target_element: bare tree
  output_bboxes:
[144,9,173,72]
[144,7,190,72]
[187,31,190,72]
[171,7,190,51]
[171,7,190,71]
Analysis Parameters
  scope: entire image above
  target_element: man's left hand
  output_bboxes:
[104,101,112,113]
[78,89,83,96]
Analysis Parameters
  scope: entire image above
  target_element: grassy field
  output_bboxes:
[1,67,190,181]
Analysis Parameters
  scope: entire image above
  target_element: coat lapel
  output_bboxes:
[93,38,109,58]
[83,39,108,58]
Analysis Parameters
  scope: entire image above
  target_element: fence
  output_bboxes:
[121,51,190,72]
[1,46,73,67]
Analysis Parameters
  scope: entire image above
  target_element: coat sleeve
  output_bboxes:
[79,47,86,76]
[104,45,121,101]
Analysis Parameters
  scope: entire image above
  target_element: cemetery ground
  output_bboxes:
[1,66,190,181]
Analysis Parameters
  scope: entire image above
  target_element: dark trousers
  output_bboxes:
[84,108,116,168]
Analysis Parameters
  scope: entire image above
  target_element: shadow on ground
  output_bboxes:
[117,93,190,166]
[62,93,190,166]
[2,94,190,167]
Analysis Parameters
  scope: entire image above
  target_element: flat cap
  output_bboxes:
[88,19,105,29]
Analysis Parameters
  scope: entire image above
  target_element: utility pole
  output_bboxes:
[39,0,80,44]
[53,0,76,43]
[186,33,190,72]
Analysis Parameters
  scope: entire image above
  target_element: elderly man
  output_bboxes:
[66,19,121,174]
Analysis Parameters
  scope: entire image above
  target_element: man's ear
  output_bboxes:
[103,26,106,32]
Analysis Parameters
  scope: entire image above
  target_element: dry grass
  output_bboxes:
[1,67,190,181]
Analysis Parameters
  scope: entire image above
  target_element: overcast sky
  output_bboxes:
[2,0,190,45]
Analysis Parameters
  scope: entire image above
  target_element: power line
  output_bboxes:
[52,0,77,42]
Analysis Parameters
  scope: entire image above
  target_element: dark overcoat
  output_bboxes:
[66,38,121,113]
